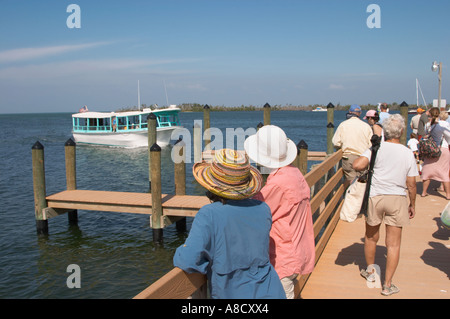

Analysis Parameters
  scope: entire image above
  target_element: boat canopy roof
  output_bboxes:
[72,107,180,119]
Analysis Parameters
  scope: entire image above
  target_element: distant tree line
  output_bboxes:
[116,102,447,113]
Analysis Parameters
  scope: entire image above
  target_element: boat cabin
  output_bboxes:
[72,108,180,133]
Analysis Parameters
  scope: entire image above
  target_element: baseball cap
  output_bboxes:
[349,104,361,112]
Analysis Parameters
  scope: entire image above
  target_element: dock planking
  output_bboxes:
[300,181,450,299]
[45,190,210,219]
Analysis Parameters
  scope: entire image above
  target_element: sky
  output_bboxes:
[0,0,449,113]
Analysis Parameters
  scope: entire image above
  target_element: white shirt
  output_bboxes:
[425,120,450,148]
[407,138,419,152]
[362,142,418,197]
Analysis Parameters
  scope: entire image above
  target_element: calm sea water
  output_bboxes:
[0,110,411,299]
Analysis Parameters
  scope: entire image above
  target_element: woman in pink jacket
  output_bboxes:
[245,125,315,299]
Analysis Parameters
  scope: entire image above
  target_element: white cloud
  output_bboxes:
[0,42,111,63]
[0,58,201,80]
[329,83,345,90]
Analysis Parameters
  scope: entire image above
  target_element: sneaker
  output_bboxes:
[381,283,400,296]
[360,269,376,282]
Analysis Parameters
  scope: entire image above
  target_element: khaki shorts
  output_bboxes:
[367,195,410,227]
[342,154,361,182]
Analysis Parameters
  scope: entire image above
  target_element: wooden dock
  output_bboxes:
[300,181,450,299]
[44,190,210,226]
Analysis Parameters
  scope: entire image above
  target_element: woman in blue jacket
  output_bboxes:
[173,149,286,299]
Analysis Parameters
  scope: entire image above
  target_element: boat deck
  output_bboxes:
[300,183,450,299]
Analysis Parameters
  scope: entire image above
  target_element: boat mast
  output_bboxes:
[164,79,169,106]
[138,80,141,111]
[416,78,419,107]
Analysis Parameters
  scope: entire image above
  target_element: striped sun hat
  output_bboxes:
[193,149,263,200]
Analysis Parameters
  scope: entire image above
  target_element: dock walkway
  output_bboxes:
[300,185,450,299]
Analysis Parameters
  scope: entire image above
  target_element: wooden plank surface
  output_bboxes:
[300,184,450,299]
[46,190,210,216]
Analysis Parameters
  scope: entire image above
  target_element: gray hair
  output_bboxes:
[383,114,405,140]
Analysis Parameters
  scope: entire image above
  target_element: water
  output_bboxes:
[0,110,411,298]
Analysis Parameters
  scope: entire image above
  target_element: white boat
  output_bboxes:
[312,106,327,112]
[72,105,182,148]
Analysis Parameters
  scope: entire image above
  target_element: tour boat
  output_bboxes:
[72,105,182,148]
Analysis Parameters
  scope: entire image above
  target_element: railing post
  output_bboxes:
[150,143,163,244]
[32,141,48,235]
[203,105,211,151]
[65,138,78,224]
[263,103,271,126]
[296,140,308,175]
[400,101,409,145]
[147,113,157,190]
[174,139,186,232]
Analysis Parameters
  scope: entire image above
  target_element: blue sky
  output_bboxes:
[0,0,449,113]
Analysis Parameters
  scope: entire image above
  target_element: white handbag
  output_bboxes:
[340,177,366,222]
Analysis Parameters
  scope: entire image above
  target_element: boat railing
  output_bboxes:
[133,149,344,299]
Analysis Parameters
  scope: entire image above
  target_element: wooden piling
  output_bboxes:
[64,138,78,224]
[147,113,157,190]
[296,140,308,175]
[203,105,211,151]
[326,103,335,154]
[263,103,271,126]
[400,101,409,145]
[326,122,335,155]
[174,139,187,232]
[32,141,48,235]
[150,143,163,244]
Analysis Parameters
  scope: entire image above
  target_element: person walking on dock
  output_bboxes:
[332,104,373,189]
[353,114,418,296]
[173,149,286,299]
[244,125,315,299]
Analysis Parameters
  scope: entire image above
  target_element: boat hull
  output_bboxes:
[73,126,181,148]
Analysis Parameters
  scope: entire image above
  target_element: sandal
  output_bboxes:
[381,283,399,296]
[360,269,375,282]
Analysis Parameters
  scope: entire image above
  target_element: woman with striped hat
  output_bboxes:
[173,148,286,299]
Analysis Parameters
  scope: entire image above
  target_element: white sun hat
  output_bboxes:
[244,125,298,169]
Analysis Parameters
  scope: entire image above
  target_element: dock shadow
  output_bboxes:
[422,217,450,279]
[334,238,387,274]
[420,241,450,279]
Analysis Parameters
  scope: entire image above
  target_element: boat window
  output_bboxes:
[157,113,179,127]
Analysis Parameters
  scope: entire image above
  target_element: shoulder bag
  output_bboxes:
[418,124,442,159]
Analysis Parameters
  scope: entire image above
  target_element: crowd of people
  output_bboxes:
[172,104,449,299]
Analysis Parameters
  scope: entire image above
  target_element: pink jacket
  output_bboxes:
[253,165,315,279]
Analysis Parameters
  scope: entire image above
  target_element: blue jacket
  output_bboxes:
[173,199,286,299]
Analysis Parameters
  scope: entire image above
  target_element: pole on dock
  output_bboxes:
[400,101,409,146]
[174,139,186,232]
[64,138,78,224]
[147,113,157,191]
[32,141,48,235]
[326,103,335,155]
[296,140,308,175]
[203,105,211,151]
[263,103,271,126]
[150,143,163,244]
[326,122,335,155]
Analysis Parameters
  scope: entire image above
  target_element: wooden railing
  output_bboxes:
[133,149,344,299]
